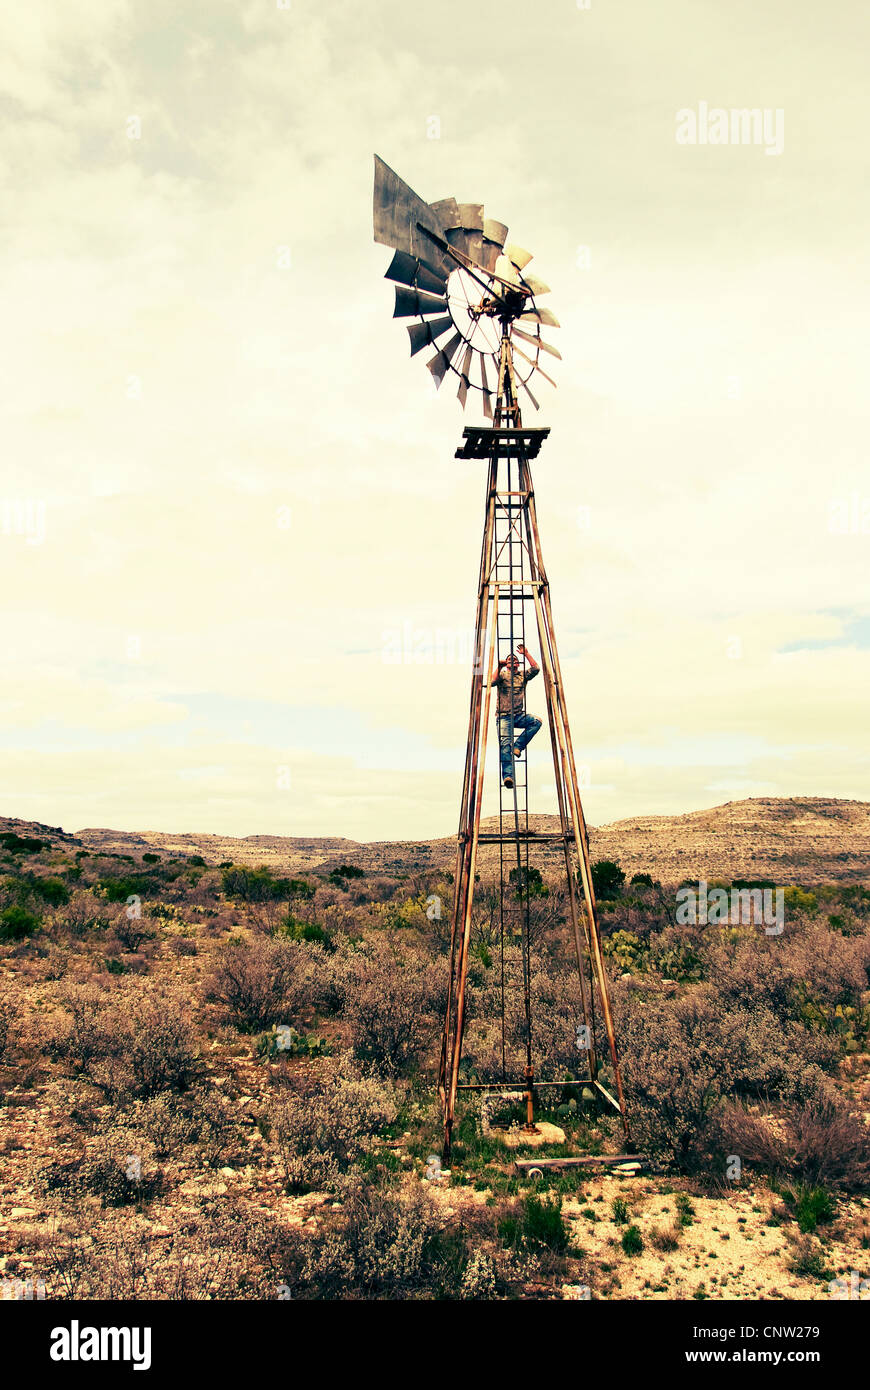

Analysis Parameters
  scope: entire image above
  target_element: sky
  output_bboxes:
[1,0,868,841]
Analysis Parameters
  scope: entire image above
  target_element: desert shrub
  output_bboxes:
[714,1095,870,1191]
[522,1195,569,1253]
[781,1184,835,1234]
[0,904,40,940]
[459,1247,498,1299]
[282,1184,444,1300]
[333,937,440,1076]
[168,934,197,956]
[616,990,733,1165]
[1,832,45,855]
[591,860,625,899]
[0,979,23,1059]
[650,1220,681,1251]
[271,1054,398,1193]
[32,877,70,907]
[48,982,198,1100]
[675,1194,696,1226]
[41,1152,164,1207]
[464,948,583,1080]
[611,1197,629,1225]
[98,875,150,904]
[134,1087,240,1167]
[37,1202,280,1300]
[205,936,328,1032]
[114,911,156,952]
[787,1233,833,1280]
[58,890,110,938]
[621,1225,643,1256]
[499,1194,568,1254]
[616,981,845,1167]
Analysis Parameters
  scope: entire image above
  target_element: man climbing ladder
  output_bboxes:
[492,644,542,788]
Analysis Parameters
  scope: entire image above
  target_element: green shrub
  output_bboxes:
[611,1197,629,1225]
[501,1195,568,1254]
[621,1224,643,1255]
[33,876,70,907]
[0,904,40,939]
[0,832,45,855]
[591,860,625,900]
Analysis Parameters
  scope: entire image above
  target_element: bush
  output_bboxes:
[0,980,23,1059]
[621,1225,643,1255]
[1,833,45,855]
[59,890,110,938]
[591,861,625,900]
[135,1088,240,1167]
[715,1096,870,1191]
[283,1184,443,1299]
[49,983,198,1100]
[41,1153,164,1207]
[33,877,70,907]
[611,1197,629,1225]
[0,904,41,940]
[271,1054,398,1194]
[522,1195,568,1253]
[333,938,440,1076]
[205,936,327,1032]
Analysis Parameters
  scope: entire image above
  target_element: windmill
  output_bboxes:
[373,155,630,1163]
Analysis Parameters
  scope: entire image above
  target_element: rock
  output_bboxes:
[9,1208,36,1220]
[502,1121,566,1149]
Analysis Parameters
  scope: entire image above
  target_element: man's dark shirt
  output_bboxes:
[495,664,539,716]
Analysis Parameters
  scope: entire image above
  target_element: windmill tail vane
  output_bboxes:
[373,155,631,1164]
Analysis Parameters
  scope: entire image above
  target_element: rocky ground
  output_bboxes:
[31,795,870,885]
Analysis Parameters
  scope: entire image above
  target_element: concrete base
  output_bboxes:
[501,1121,566,1149]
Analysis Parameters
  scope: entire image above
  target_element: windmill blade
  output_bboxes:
[483,218,508,247]
[480,355,493,419]
[521,379,540,411]
[521,273,551,296]
[446,228,477,264]
[384,250,447,296]
[494,254,521,287]
[430,197,460,229]
[504,242,533,271]
[373,154,453,279]
[519,306,561,328]
[512,341,558,390]
[458,203,483,231]
[426,331,463,387]
[456,344,473,410]
[393,286,449,318]
[512,324,562,360]
[407,316,454,356]
[479,240,502,274]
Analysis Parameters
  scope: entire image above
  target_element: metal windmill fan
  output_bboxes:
[373,155,561,418]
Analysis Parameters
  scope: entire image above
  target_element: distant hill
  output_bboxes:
[2,796,865,885]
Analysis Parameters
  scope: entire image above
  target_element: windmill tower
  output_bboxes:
[373,156,630,1163]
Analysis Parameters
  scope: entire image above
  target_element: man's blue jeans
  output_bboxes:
[497,710,543,783]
